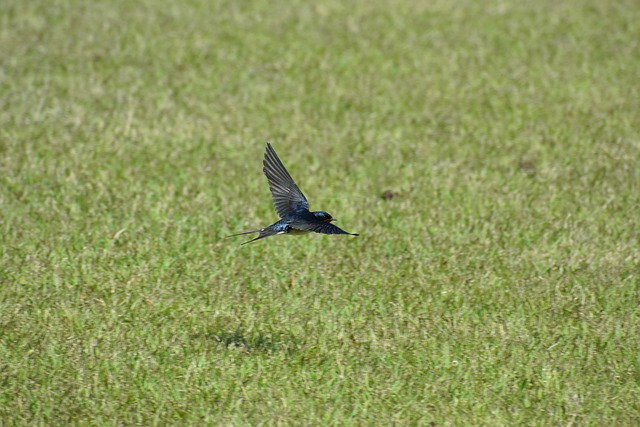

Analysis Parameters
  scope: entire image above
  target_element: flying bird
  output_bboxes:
[227,143,359,245]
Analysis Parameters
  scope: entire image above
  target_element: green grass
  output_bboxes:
[1,0,639,424]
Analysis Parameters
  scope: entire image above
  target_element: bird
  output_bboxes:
[227,143,359,245]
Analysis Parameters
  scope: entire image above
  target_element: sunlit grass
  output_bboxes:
[1,0,639,424]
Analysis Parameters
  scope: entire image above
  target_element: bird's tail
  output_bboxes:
[226,229,261,238]
[226,227,277,245]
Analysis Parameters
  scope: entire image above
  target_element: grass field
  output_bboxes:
[1,0,639,424]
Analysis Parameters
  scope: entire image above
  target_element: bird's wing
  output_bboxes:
[290,220,358,236]
[263,143,309,218]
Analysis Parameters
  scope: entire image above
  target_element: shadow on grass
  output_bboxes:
[208,329,300,356]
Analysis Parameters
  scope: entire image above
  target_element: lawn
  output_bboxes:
[1,0,639,425]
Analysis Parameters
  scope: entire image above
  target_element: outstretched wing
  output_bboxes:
[263,143,309,218]
[290,220,358,236]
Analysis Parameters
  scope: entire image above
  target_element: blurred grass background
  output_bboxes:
[1,0,639,424]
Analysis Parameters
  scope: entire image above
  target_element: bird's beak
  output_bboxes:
[331,218,337,222]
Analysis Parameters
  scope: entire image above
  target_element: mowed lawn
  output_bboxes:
[1,0,639,424]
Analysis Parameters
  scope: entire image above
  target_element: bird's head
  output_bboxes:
[314,211,335,223]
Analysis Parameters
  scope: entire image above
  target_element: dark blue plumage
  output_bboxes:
[227,143,359,245]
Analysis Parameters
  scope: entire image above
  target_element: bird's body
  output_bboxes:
[227,143,358,245]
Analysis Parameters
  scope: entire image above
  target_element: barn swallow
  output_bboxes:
[227,143,359,245]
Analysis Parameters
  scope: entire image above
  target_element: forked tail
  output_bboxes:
[226,229,261,238]
[226,227,276,245]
